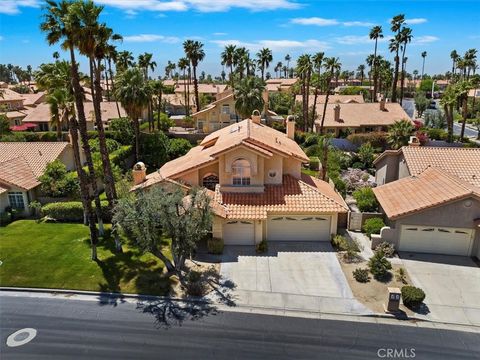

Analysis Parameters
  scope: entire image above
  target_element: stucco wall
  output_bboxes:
[222,148,263,186]
[194,97,236,133]
[397,153,410,179]
[264,155,283,184]
[375,154,400,185]
[283,157,302,179]
[198,162,220,186]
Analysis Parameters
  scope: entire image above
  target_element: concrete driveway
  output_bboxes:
[400,252,480,326]
[218,242,371,315]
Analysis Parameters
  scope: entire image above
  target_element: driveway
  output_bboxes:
[217,242,371,315]
[400,252,480,326]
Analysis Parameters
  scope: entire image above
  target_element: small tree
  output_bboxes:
[368,250,392,279]
[353,187,379,212]
[38,160,79,198]
[414,91,429,117]
[387,119,414,149]
[357,142,375,169]
[0,113,10,136]
[155,112,174,132]
[113,186,212,281]
[110,117,135,145]
[168,138,192,160]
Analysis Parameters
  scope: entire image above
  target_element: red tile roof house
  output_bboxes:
[0,142,82,217]
[372,146,480,259]
[132,115,348,245]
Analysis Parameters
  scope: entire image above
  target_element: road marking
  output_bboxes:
[6,328,37,347]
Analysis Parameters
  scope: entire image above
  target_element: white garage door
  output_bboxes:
[400,225,473,256]
[223,220,254,245]
[267,215,331,242]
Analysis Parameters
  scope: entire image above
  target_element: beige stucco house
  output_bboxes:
[191,93,238,133]
[133,115,348,245]
[372,146,480,259]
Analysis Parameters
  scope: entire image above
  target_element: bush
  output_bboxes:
[88,138,121,153]
[140,131,169,169]
[363,217,385,237]
[353,268,370,283]
[375,241,395,257]
[184,270,205,297]
[168,138,192,160]
[309,157,320,171]
[396,268,408,284]
[110,145,133,170]
[357,142,375,169]
[331,234,348,250]
[368,250,392,279]
[329,173,347,198]
[353,187,379,212]
[425,128,448,140]
[347,132,388,149]
[155,112,174,132]
[207,237,224,255]
[351,161,364,169]
[38,160,79,198]
[401,286,425,308]
[110,117,135,145]
[42,200,110,222]
[256,239,268,254]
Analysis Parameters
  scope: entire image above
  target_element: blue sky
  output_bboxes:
[0,0,479,77]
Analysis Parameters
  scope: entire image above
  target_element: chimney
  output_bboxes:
[379,97,386,111]
[251,109,261,124]
[286,115,295,139]
[408,136,420,147]
[334,104,341,122]
[132,162,147,185]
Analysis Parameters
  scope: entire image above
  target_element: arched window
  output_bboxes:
[232,158,251,185]
[202,174,219,190]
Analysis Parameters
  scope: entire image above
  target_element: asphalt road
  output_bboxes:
[453,122,479,138]
[1,294,479,359]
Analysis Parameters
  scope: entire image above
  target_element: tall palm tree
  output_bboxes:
[320,57,341,134]
[150,79,164,129]
[464,48,477,79]
[311,52,324,126]
[390,14,405,102]
[221,44,236,90]
[369,25,383,102]
[183,40,205,112]
[178,57,190,116]
[234,47,248,80]
[274,62,283,78]
[234,77,265,119]
[285,54,291,78]
[421,51,427,79]
[105,44,122,117]
[296,54,313,131]
[46,87,70,141]
[399,26,412,105]
[357,64,366,85]
[115,67,151,161]
[40,0,99,259]
[450,50,459,78]
[138,52,157,132]
[116,50,134,72]
[256,48,273,81]
[365,54,374,89]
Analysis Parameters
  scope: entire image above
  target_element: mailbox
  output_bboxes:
[386,287,401,312]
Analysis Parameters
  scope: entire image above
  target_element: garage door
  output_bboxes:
[223,220,254,245]
[399,225,473,256]
[267,215,331,242]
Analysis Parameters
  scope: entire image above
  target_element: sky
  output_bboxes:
[0,0,479,78]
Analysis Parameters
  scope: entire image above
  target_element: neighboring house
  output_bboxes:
[21,92,46,108]
[21,101,127,131]
[372,145,480,258]
[174,83,228,100]
[295,94,365,105]
[265,78,299,92]
[0,142,81,216]
[191,93,238,133]
[0,89,25,111]
[162,93,195,116]
[312,99,411,136]
[132,116,348,245]
[468,88,480,99]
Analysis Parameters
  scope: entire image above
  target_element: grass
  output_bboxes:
[0,220,173,295]
[301,168,319,177]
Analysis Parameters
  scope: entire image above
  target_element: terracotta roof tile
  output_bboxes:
[0,156,39,190]
[295,94,365,104]
[373,167,479,220]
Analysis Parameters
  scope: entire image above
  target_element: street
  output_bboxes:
[1,293,479,359]
[453,122,479,139]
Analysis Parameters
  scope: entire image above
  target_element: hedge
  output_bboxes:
[347,132,388,150]
[110,145,133,169]
[363,217,385,237]
[42,200,111,222]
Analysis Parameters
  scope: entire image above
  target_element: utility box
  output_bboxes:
[386,287,401,312]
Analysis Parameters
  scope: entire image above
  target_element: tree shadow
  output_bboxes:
[201,265,237,307]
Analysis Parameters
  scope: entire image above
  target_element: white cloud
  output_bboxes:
[335,35,392,45]
[342,21,375,27]
[123,34,180,43]
[95,0,300,13]
[405,18,427,25]
[291,17,339,26]
[0,0,40,15]
[211,39,330,52]
[213,32,228,36]
[411,35,439,45]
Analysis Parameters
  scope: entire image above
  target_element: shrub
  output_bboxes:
[256,239,268,254]
[29,200,42,219]
[331,234,348,250]
[309,157,320,171]
[155,112,175,132]
[110,117,135,145]
[347,132,388,149]
[88,138,121,153]
[401,286,425,308]
[353,187,379,212]
[351,161,364,169]
[42,200,110,222]
[363,217,385,237]
[396,268,408,284]
[353,268,370,283]
[368,250,392,279]
[168,138,192,160]
[329,173,346,198]
[207,237,224,255]
[375,241,395,257]
[140,131,169,169]
[426,128,448,140]
[357,142,375,169]
[343,241,360,262]
[0,212,12,226]
[38,160,79,198]
[110,145,133,170]
[184,270,205,297]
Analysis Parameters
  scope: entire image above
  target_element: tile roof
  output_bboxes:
[0,89,24,102]
[20,92,46,106]
[266,78,299,86]
[0,156,39,190]
[163,93,195,107]
[192,93,234,117]
[295,94,365,104]
[373,167,480,220]
[313,102,410,128]
[401,146,480,187]
[0,142,70,178]
[212,175,348,220]
[174,83,227,94]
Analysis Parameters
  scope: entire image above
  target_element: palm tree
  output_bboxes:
[296,54,312,131]
[116,50,134,72]
[256,48,273,81]
[46,87,71,141]
[320,57,341,134]
[450,50,459,78]
[40,0,99,259]
[183,40,205,112]
[369,25,383,102]
[421,51,427,79]
[234,47,248,80]
[221,44,236,89]
[387,119,414,149]
[138,52,157,131]
[105,44,122,117]
[274,62,283,78]
[285,54,291,78]
[150,79,164,129]
[357,64,366,86]
[464,48,478,79]
[52,51,60,60]
[178,57,190,116]
[399,26,412,105]
[115,67,151,161]
[234,77,265,119]
[390,14,405,103]
[311,52,324,126]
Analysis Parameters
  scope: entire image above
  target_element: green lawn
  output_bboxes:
[301,168,319,177]
[0,220,172,295]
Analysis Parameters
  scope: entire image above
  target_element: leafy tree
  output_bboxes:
[154,112,174,132]
[168,138,192,160]
[414,91,429,117]
[88,137,120,153]
[39,160,79,198]
[110,117,135,145]
[387,119,414,149]
[269,92,293,115]
[357,142,375,169]
[418,79,438,94]
[113,186,212,280]
[0,113,10,136]
[140,131,170,169]
[353,187,379,212]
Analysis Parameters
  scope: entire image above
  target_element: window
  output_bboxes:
[8,192,25,210]
[221,104,230,114]
[39,123,49,131]
[202,174,219,191]
[232,158,251,185]
[15,119,22,126]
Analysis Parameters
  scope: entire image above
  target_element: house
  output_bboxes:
[468,88,480,99]
[132,115,348,245]
[174,83,228,100]
[0,142,81,216]
[295,94,365,105]
[162,93,195,116]
[312,99,411,136]
[191,93,238,133]
[0,89,25,111]
[265,78,299,92]
[372,146,480,258]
